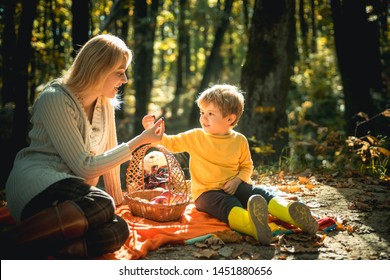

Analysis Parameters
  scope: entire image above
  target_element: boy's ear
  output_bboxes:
[227,114,237,125]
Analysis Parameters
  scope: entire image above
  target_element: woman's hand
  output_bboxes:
[222,177,242,195]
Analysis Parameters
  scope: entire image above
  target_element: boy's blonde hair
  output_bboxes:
[63,34,132,94]
[196,84,245,127]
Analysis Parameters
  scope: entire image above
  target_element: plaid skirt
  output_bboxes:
[21,178,129,257]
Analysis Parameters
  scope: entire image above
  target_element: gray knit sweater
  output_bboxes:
[6,81,131,221]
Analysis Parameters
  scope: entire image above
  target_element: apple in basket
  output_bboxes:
[160,190,187,204]
[150,195,169,205]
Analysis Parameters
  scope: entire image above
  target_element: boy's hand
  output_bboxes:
[139,117,165,144]
[222,177,242,195]
[142,114,156,130]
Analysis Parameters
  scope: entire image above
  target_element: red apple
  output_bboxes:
[161,190,173,199]
[150,196,168,205]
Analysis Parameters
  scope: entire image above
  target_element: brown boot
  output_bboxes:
[56,238,88,259]
[1,200,88,256]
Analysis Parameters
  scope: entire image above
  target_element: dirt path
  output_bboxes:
[144,174,390,260]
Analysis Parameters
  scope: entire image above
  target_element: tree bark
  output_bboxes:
[330,0,384,136]
[170,0,189,119]
[3,0,39,189]
[133,0,159,134]
[1,0,17,105]
[188,0,234,127]
[11,0,39,150]
[240,0,295,165]
[71,0,90,56]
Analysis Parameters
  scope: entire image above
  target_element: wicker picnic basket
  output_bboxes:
[125,144,190,222]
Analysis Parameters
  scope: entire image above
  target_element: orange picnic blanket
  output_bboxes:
[0,204,231,260]
[99,203,231,260]
[0,204,334,260]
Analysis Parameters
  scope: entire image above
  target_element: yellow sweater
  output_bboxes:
[160,128,253,201]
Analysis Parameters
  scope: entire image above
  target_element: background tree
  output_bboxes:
[330,0,387,136]
[9,0,39,166]
[132,0,160,134]
[0,0,17,105]
[240,0,295,165]
[188,0,234,127]
[170,0,189,119]
[71,0,90,56]
[0,0,388,188]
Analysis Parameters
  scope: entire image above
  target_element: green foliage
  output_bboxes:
[255,111,390,181]
[345,134,389,180]
[1,0,388,183]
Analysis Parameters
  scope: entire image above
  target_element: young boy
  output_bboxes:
[142,84,318,244]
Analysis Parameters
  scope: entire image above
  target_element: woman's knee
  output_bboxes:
[86,215,129,256]
[76,188,116,226]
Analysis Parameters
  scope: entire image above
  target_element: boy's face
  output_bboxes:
[199,102,236,135]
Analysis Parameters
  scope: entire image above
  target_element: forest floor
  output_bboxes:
[1,167,389,262]
[141,171,390,261]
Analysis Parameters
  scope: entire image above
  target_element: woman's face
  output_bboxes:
[101,59,128,99]
[198,102,235,135]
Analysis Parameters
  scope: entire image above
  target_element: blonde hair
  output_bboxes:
[63,34,132,95]
[196,84,245,127]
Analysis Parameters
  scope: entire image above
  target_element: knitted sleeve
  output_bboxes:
[35,88,130,183]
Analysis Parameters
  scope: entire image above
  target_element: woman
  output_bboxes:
[2,34,164,259]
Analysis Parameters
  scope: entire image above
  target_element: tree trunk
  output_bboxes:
[330,0,384,136]
[298,0,308,57]
[188,0,234,127]
[133,0,159,134]
[4,0,39,189]
[71,0,90,56]
[117,0,131,120]
[11,0,39,149]
[1,0,17,105]
[240,0,295,165]
[171,0,189,119]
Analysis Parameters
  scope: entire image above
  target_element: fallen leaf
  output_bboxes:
[214,230,242,243]
[278,185,302,193]
[192,249,218,259]
[194,242,208,248]
[347,225,355,234]
[305,184,316,190]
[218,246,234,258]
[231,248,245,259]
[348,201,373,211]
[205,236,225,246]
[298,176,309,184]
[281,244,319,254]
